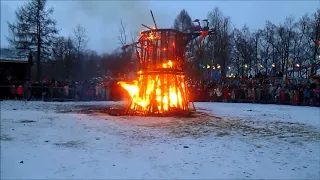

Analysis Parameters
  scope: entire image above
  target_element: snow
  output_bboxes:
[196,102,320,126]
[1,101,320,179]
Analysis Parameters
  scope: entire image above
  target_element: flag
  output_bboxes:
[201,30,209,37]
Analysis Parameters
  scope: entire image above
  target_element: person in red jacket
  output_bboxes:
[16,85,24,100]
[280,85,286,104]
[223,86,229,102]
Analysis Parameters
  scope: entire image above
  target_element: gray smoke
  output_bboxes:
[73,1,170,40]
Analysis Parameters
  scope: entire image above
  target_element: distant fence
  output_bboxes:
[0,85,77,101]
[1,84,319,107]
[0,84,117,102]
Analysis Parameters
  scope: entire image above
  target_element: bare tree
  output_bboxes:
[231,26,255,76]
[252,32,261,74]
[115,19,136,76]
[258,29,272,75]
[309,9,320,75]
[48,36,78,80]
[118,19,127,46]
[73,24,88,58]
[208,7,233,76]
[172,9,197,78]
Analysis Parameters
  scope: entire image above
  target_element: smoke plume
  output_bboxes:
[73,1,170,42]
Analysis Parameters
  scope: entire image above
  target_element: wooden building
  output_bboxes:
[0,48,30,84]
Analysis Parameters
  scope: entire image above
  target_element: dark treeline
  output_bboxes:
[6,0,320,81]
[174,8,320,79]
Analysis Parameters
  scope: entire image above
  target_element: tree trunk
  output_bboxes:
[37,46,41,81]
[36,5,41,81]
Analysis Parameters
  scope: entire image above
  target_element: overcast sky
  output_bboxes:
[1,0,319,54]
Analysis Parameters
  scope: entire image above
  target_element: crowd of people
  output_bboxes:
[1,77,126,101]
[1,75,320,107]
[188,76,320,106]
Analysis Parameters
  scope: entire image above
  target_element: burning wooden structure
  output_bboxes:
[118,11,214,115]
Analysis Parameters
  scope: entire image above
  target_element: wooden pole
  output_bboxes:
[150,10,158,29]
[126,96,134,114]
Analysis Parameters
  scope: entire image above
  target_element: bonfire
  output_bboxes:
[118,11,214,115]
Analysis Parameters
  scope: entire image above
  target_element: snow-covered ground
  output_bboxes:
[1,101,320,179]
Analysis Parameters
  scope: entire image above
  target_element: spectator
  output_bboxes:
[304,87,311,105]
[101,84,106,101]
[256,84,262,103]
[223,86,229,102]
[64,83,69,99]
[75,82,81,100]
[24,79,32,101]
[275,85,281,103]
[16,85,24,100]
[268,83,274,101]
[11,85,17,99]
[312,84,320,106]
[230,88,236,102]
[96,83,101,101]
[214,86,222,102]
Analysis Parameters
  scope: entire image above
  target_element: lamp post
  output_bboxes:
[271,63,276,76]
[295,63,301,77]
[244,64,248,76]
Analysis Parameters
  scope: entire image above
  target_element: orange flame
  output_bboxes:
[119,31,189,114]
[118,60,188,114]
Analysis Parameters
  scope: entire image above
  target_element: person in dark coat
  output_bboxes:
[24,78,32,101]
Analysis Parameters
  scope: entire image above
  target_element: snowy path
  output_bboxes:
[1,101,319,179]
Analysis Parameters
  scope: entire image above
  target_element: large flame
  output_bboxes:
[118,30,189,114]
[118,60,188,114]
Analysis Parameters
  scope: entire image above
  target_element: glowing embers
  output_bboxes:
[118,61,189,115]
[162,60,173,68]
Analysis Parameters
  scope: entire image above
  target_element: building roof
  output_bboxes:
[0,48,28,63]
[0,58,28,63]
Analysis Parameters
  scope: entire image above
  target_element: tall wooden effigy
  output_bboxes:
[135,29,189,113]
[121,11,214,115]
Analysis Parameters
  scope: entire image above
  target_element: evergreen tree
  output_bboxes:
[7,0,58,80]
